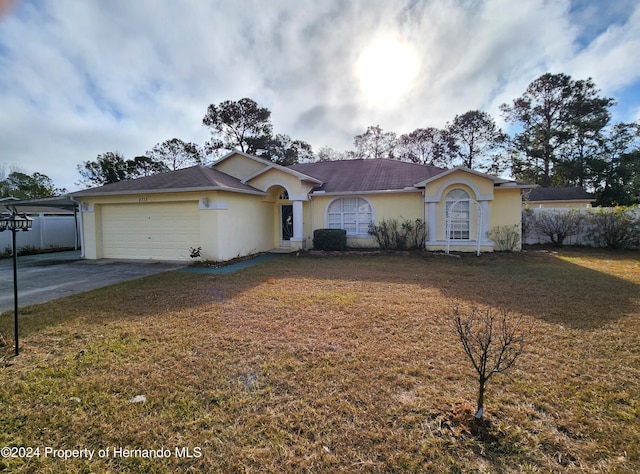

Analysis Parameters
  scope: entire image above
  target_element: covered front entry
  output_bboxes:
[101,202,200,260]
[265,184,306,251]
[280,204,293,246]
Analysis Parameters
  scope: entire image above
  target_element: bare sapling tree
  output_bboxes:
[450,303,526,419]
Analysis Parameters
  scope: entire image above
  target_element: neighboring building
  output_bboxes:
[523,187,595,208]
[72,151,533,261]
[1,196,79,251]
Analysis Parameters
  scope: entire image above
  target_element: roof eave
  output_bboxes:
[414,166,511,187]
[310,188,423,196]
[495,183,537,190]
[72,186,266,198]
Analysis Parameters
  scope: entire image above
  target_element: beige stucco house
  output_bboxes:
[72,151,532,261]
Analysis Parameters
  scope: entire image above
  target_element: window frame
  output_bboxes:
[445,189,471,240]
[326,197,374,237]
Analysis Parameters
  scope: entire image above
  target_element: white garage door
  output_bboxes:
[101,203,201,260]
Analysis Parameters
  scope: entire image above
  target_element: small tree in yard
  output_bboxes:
[450,303,527,419]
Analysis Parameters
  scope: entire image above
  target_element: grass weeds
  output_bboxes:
[0,248,638,472]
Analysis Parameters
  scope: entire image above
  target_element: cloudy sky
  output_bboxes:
[1,0,639,191]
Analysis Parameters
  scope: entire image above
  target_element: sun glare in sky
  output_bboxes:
[356,35,420,106]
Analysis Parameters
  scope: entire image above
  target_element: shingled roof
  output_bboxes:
[72,165,263,196]
[526,187,594,202]
[288,159,446,193]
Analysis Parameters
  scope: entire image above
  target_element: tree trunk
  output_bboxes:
[476,378,486,419]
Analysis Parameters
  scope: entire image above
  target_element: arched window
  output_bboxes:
[278,189,289,200]
[327,197,372,235]
[445,189,470,240]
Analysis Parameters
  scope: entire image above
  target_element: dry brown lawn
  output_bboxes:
[0,248,638,473]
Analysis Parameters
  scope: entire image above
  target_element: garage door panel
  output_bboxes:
[102,203,200,260]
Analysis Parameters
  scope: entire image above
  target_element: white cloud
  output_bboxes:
[565,3,640,93]
[0,0,638,191]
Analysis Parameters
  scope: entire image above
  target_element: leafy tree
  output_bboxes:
[128,156,169,177]
[445,110,507,172]
[147,138,203,171]
[77,151,168,187]
[1,171,65,199]
[592,122,640,206]
[354,125,397,159]
[316,146,349,162]
[501,73,614,187]
[397,127,451,166]
[202,98,273,154]
[261,134,313,166]
[556,80,615,188]
[77,152,130,187]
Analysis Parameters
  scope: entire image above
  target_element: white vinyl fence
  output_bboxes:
[0,214,78,253]
[523,207,640,247]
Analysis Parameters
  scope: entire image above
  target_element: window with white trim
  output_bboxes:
[445,189,470,240]
[327,197,372,235]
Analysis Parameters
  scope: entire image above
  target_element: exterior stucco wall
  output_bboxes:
[80,203,100,259]
[491,187,524,250]
[423,171,501,252]
[308,191,424,248]
[209,192,274,260]
[491,188,522,228]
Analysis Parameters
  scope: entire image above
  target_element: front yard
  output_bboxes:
[1,249,638,472]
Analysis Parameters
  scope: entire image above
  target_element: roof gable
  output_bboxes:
[213,151,322,186]
[414,166,507,187]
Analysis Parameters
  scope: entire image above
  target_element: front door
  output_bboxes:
[280,204,293,246]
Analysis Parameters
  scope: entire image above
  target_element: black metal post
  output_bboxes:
[12,228,18,356]
[0,209,31,356]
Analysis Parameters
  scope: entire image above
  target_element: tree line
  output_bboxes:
[76,73,640,206]
[0,164,67,200]
[2,72,637,206]
[321,73,639,206]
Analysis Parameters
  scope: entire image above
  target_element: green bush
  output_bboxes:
[368,218,427,250]
[587,206,640,249]
[313,229,347,251]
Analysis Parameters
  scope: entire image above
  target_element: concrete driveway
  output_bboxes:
[0,251,186,313]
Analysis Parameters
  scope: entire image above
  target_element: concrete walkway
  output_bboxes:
[0,251,185,312]
[180,253,283,274]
